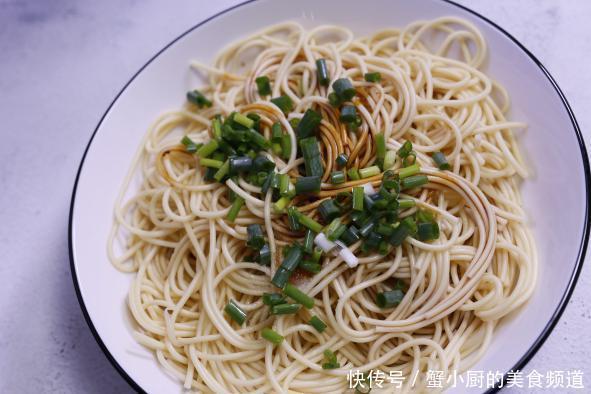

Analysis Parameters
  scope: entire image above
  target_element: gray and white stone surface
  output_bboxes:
[0,1,589,392]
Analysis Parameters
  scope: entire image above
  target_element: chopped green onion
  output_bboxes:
[379,182,396,199]
[246,224,265,250]
[289,118,300,129]
[224,300,246,325]
[402,216,418,235]
[261,328,284,345]
[229,156,253,174]
[332,78,356,101]
[271,95,293,114]
[227,196,244,222]
[279,245,303,272]
[397,141,412,158]
[339,105,357,123]
[212,118,222,140]
[228,183,238,202]
[245,128,270,150]
[375,133,386,167]
[376,289,404,308]
[297,213,324,233]
[283,283,315,309]
[261,172,275,194]
[287,206,301,231]
[325,218,345,241]
[330,224,347,242]
[299,260,321,274]
[401,174,428,189]
[309,316,327,333]
[316,59,330,87]
[253,155,275,172]
[187,89,212,108]
[271,173,282,189]
[336,153,349,168]
[362,232,383,252]
[295,176,321,194]
[324,349,337,363]
[347,168,360,180]
[381,170,398,191]
[204,167,217,181]
[363,194,375,210]
[271,303,301,315]
[330,171,346,184]
[247,113,261,131]
[334,191,352,209]
[217,139,236,156]
[303,229,315,254]
[296,109,322,139]
[271,268,291,289]
[390,217,416,246]
[403,151,417,167]
[221,123,243,142]
[417,222,440,241]
[255,76,271,96]
[359,220,376,238]
[398,199,416,209]
[376,223,394,237]
[416,209,434,223]
[197,140,219,158]
[351,210,368,225]
[322,349,340,369]
[340,226,361,245]
[262,293,286,306]
[279,174,290,196]
[181,136,198,153]
[300,137,324,177]
[318,199,341,223]
[258,244,271,266]
[359,165,380,179]
[352,187,364,211]
[393,279,406,291]
[373,198,388,210]
[398,163,420,179]
[214,160,230,182]
[233,113,255,129]
[272,142,282,156]
[364,72,382,83]
[271,122,283,142]
[199,158,223,168]
[252,171,268,186]
[432,151,451,170]
[311,247,322,263]
[328,92,341,107]
[280,134,292,160]
[273,196,291,212]
[383,150,396,170]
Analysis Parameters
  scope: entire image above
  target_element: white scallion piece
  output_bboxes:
[335,241,359,268]
[314,233,336,253]
[362,183,375,195]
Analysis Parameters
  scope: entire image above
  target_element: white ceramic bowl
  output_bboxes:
[69,0,590,392]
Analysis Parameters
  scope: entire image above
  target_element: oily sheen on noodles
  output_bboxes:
[108,17,537,393]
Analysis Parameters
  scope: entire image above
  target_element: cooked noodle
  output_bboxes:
[108,17,537,393]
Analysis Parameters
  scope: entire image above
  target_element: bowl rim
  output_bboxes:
[68,0,591,392]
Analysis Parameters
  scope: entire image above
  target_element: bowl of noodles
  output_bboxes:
[69,0,590,393]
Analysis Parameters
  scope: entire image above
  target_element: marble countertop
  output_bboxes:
[0,0,589,392]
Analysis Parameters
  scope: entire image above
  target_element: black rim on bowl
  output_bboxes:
[68,1,590,392]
